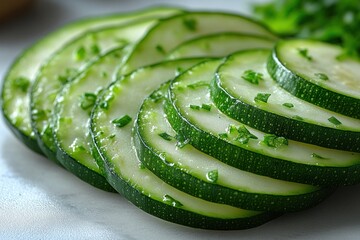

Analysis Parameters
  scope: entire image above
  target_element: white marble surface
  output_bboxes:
[1,0,360,239]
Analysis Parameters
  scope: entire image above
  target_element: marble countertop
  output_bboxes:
[1,1,360,239]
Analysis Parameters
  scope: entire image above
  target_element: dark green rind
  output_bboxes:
[1,113,43,154]
[268,43,360,120]
[211,68,360,153]
[91,134,280,230]
[55,147,115,192]
[134,92,333,212]
[166,61,360,186]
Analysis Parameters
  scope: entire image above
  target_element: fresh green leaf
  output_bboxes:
[241,70,264,84]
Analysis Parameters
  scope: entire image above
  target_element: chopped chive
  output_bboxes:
[80,92,97,110]
[74,46,86,61]
[90,44,101,55]
[156,45,166,54]
[112,115,132,128]
[206,169,219,183]
[218,133,228,139]
[328,116,342,125]
[262,134,288,148]
[183,18,197,31]
[201,104,212,111]
[163,194,183,207]
[314,72,329,81]
[101,71,108,78]
[293,115,303,121]
[254,93,271,103]
[149,92,163,103]
[158,132,173,141]
[236,125,258,144]
[297,48,312,61]
[190,104,200,110]
[108,134,116,139]
[13,76,30,92]
[311,153,327,159]
[187,81,209,89]
[241,70,264,84]
[282,102,294,108]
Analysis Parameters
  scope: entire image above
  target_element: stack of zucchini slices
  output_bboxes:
[1,7,360,230]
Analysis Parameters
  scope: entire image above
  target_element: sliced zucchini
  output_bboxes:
[90,60,279,229]
[212,49,360,152]
[165,58,360,186]
[30,18,160,162]
[119,11,277,75]
[135,81,331,211]
[268,39,360,119]
[1,7,181,153]
[167,33,274,59]
[52,48,128,191]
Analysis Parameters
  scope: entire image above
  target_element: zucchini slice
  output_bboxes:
[166,58,360,186]
[135,81,331,211]
[1,7,181,153]
[52,48,127,192]
[167,33,274,59]
[90,59,279,230]
[30,18,159,162]
[212,49,360,152]
[268,39,360,119]
[119,11,277,75]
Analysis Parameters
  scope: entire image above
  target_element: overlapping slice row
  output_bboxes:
[2,6,360,230]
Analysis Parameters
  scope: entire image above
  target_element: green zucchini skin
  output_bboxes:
[1,7,182,154]
[211,50,360,153]
[93,148,280,230]
[267,40,360,120]
[166,59,360,186]
[135,84,332,212]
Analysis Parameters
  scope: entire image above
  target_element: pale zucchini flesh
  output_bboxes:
[135,81,331,211]
[213,49,360,152]
[166,58,360,186]
[268,39,360,119]
[1,7,181,153]
[90,59,277,229]
[30,19,159,161]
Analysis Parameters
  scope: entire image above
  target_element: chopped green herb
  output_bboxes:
[311,153,327,159]
[201,104,212,111]
[158,132,173,141]
[80,92,97,110]
[218,133,228,139]
[187,81,209,89]
[254,93,271,103]
[112,115,132,128]
[183,18,197,31]
[190,104,200,110]
[314,72,329,81]
[293,115,303,121]
[241,69,264,84]
[328,116,342,125]
[236,125,258,144]
[101,71,108,78]
[262,134,288,148]
[99,101,109,110]
[297,48,312,61]
[13,76,30,92]
[282,102,294,108]
[206,169,219,183]
[108,134,116,139]
[74,46,86,61]
[163,194,183,207]
[90,44,101,55]
[156,45,166,54]
[228,125,238,134]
